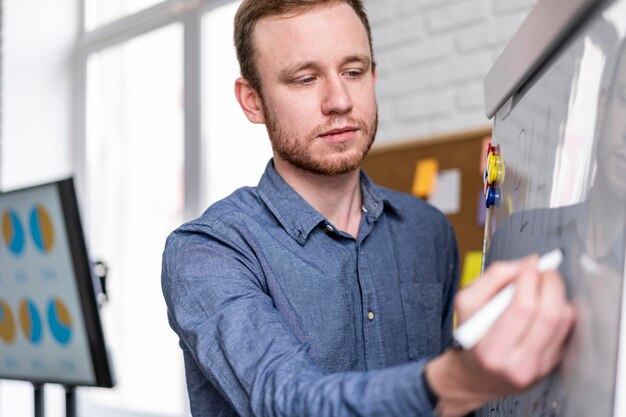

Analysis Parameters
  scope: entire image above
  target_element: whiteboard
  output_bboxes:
[480,0,626,416]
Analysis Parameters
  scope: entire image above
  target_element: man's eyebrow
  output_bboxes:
[344,55,372,68]
[278,61,319,81]
[277,55,373,81]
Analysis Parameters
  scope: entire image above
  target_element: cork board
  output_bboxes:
[361,127,492,263]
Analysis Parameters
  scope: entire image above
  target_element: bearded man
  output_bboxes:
[161,1,575,416]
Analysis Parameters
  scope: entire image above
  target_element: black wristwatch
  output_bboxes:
[422,368,440,412]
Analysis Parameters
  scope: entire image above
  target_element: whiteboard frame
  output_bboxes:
[484,0,604,118]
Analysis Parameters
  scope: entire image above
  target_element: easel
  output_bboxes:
[33,383,77,417]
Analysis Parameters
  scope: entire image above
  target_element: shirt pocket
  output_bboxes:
[399,282,443,360]
[272,264,357,371]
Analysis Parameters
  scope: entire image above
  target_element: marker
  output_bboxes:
[453,249,564,350]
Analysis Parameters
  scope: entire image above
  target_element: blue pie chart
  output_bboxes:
[2,209,25,256]
[30,205,55,254]
[47,298,73,346]
[19,299,43,345]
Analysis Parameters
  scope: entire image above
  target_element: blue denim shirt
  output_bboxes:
[162,161,459,417]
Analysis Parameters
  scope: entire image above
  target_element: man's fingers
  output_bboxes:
[456,254,538,321]
[528,271,575,375]
[473,265,540,367]
[456,253,577,399]
[538,303,575,375]
[476,269,575,389]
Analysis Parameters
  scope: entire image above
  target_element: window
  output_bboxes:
[202,1,272,205]
[85,0,165,30]
[83,23,186,416]
[76,0,271,416]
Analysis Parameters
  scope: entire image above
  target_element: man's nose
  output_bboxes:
[321,76,353,115]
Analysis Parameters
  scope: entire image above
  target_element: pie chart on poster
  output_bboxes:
[47,298,73,345]
[0,300,17,345]
[2,209,25,256]
[19,299,43,345]
[30,205,55,253]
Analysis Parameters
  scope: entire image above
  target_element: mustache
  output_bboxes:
[310,118,370,140]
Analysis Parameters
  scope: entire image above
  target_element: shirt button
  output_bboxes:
[367,311,375,321]
[324,224,334,233]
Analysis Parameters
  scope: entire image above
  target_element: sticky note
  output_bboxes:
[428,169,461,215]
[411,158,438,198]
[460,251,483,288]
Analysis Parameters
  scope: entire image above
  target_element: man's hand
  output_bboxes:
[425,255,576,417]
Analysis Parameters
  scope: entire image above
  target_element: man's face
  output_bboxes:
[252,3,378,176]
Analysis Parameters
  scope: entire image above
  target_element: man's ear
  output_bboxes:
[235,77,266,124]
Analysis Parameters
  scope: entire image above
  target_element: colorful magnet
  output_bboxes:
[487,155,505,185]
[485,186,502,208]
[483,142,506,188]
[486,143,500,157]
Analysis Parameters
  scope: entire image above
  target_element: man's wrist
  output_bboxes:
[424,350,484,417]
[421,365,440,413]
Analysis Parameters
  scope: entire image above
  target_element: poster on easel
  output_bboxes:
[0,178,113,387]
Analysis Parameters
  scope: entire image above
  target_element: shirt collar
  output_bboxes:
[257,160,392,245]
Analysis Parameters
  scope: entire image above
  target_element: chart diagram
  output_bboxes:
[47,298,73,345]
[0,300,17,344]
[19,298,43,345]
[0,178,114,387]
[2,209,25,256]
[30,205,55,253]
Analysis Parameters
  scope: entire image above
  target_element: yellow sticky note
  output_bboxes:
[460,251,483,288]
[411,158,438,198]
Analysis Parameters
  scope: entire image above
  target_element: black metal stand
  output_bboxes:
[64,386,77,417]
[32,383,78,417]
[33,383,45,417]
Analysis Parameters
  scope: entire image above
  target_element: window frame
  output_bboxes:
[72,1,237,416]
[74,0,235,221]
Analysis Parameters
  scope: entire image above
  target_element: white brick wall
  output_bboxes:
[365,0,537,144]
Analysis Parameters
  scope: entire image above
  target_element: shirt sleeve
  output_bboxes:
[161,221,442,417]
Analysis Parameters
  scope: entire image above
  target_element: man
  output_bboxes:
[161,1,575,416]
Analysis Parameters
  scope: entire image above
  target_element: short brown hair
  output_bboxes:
[234,0,375,94]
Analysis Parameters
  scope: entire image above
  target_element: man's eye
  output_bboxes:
[345,70,362,78]
[295,76,315,85]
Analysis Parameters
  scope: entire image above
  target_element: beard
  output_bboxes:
[262,102,378,176]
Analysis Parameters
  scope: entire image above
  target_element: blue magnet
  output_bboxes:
[485,186,502,209]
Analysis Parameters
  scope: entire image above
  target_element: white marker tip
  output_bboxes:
[537,248,563,272]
